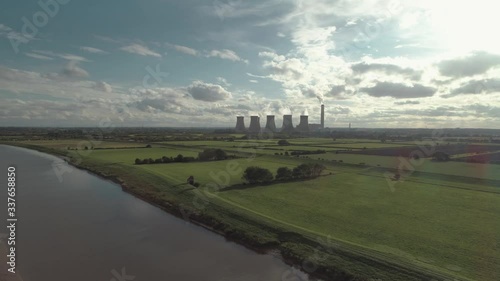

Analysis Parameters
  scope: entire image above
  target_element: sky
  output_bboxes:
[1,0,500,128]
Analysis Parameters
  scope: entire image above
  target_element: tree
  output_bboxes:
[198,148,227,161]
[311,163,326,177]
[174,154,184,162]
[275,167,293,180]
[242,167,273,184]
[135,158,142,165]
[432,151,450,162]
[292,163,325,179]
[214,149,227,160]
[277,139,290,146]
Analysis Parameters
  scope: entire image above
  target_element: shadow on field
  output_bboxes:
[219,173,334,192]
[177,184,197,194]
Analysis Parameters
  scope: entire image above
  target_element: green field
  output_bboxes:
[7,138,500,281]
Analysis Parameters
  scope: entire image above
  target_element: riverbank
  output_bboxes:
[2,143,472,281]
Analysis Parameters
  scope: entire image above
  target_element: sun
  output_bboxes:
[423,0,500,54]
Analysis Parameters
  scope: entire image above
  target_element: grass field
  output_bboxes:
[7,138,500,281]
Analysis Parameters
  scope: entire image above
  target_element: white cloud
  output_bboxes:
[216,77,231,87]
[120,44,162,57]
[25,52,53,60]
[32,50,89,62]
[60,61,90,79]
[187,81,232,102]
[170,44,198,56]
[206,49,248,63]
[92,81,112,93]
[80,46,107,54]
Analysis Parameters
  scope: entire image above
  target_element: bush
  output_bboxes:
[277,139,290,146]
[275,167,293,180]
[198,148,227,161]
[135,158,142,165]
[242,167,274,184]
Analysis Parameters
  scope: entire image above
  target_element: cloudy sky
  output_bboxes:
[1,0,500,128]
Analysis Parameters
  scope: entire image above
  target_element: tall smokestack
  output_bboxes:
[248,116,261,133]
[296,115,309,132]
[265,115,277,133]
[235,116,246,132]
[281,115,294,133]
[321,104,325,129]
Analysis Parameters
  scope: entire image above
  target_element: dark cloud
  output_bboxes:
[351,62,421,80]
[265,57,304,80]
[326,85,346,97]
[444,78,500,98]
[438,51,500,78]
[465,104,500,118]
[187,81,232,102]
[360,82,436,98]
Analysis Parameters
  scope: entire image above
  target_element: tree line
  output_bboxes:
[134,148,230,165]
[242,163,326,184]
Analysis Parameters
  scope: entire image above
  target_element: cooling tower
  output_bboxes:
[321,104,325,129]
[281,115,294,133]
[248,116,261,133]
[296,115,309,132]
[235,116,246,132]
[264,115,277,133]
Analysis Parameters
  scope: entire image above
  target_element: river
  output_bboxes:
[0,145,310,281]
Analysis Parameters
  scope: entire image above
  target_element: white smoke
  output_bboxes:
[280,105,292,115]
[317,94,324,104]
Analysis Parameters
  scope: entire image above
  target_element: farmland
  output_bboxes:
[4,136,500,281]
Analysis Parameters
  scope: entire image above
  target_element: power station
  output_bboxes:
[234,104,326,134]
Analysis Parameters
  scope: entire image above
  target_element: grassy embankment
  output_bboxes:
[3,139,500,281]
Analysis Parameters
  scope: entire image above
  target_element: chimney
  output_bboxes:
[297,115,309,132]
[281,115,294,133]
[265,115,277,133]
[248,116,261,133]
[235,116,246,132]
[321,104,325,129]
